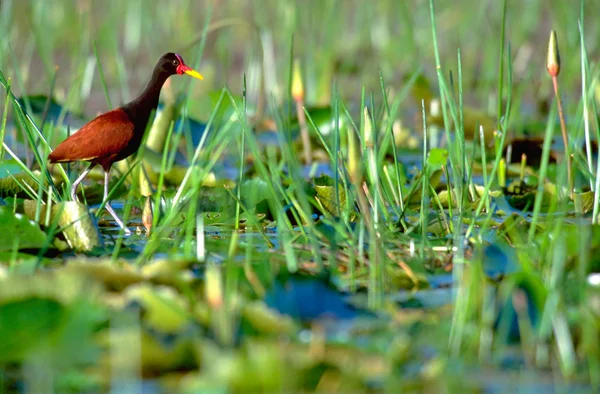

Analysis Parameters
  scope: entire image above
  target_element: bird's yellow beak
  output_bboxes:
[184,68,204,80]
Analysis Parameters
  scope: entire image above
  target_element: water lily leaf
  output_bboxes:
[96,283,197,374]
[0,298,63,361]
[22,201,102,252]
[124,284,190,334]
[505,182,557,211]
[65,259,143,291]
[302,106,350,137]
[188,338,299,393]
[98,322,196,375]
[0,270,104,363]
[472,161,535,177]
[426,148,448,172]
[386,265,429,290]
[242,301,298,335]
[240,178,270,207]
[574,190,594,215]
[239,178,274,217]
[436,185,501,208]
[313,174,347,217]
[0,172,43,198]
[0,252,39,267]
[497,214,543,246]
[0,205,48,252]
[53,201,103,251]
[0,160,47,198]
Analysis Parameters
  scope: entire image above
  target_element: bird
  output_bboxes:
[48,53,203,235]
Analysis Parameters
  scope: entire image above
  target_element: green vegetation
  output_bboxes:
[1,0,600,392]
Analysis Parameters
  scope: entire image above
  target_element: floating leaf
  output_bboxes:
[0,205,48,252]
[23,201,103,252]
[65,259,143,291]
[243,301,298,335]
[574,190,594,215]
[313,174,347,217]
[0,270,104,364]
[497,214,542,246]
[504,182,558,211]
[302,106,350,137]
[0,160,46,198]
[426,148,448,172]
[436,185,501,208]
[53,202,103,251]
[97,283,198,374]
[0,297,64,361]
[240,178,271,210]
[124,284,189,333]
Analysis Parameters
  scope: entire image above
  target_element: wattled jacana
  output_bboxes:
[48,53,203,234]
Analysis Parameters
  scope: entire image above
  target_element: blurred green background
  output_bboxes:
[2,0,598,123]
[2,1,600,392]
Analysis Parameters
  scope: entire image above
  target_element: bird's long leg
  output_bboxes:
[103,169,131,235]
[70,164,95,201]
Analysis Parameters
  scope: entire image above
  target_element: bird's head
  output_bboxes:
[158,53,204,80]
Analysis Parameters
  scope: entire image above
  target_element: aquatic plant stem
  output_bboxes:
[546,30,572,199]
[292,58,312,164]
[551,75,572,199]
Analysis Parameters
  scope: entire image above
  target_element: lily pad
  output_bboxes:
[427,148,448,172]
[23,201,103,252]
[97,283,198,374]
[302,106,350,137]
[0,205,48,252]
[0,270,104,364]
[573,190,594,215]
[313,174,347,217]
[504,182,558,211]
[0,160,46,198]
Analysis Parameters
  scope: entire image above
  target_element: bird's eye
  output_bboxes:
[172,60,179,66]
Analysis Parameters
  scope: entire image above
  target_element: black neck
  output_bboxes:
[122,67,170,126]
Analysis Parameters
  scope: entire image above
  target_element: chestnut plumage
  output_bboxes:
[48,52,203,234]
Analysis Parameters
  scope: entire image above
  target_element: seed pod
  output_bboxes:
[546,30,560,77]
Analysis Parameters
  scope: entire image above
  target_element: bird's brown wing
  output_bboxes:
[48,109,134,164]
